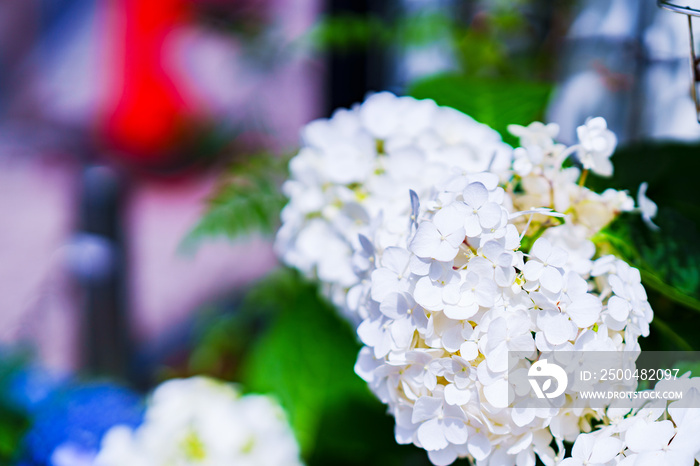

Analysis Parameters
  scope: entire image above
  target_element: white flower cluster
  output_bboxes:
[94,377,302,466]
[560,380,700,466]
[353,168,656,465]
[277,93,692,465]
[275,92,511,323]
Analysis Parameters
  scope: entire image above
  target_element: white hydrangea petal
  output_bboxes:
[530,237,552,261]
[412,396,443,424]
[445,384,471,406]
[509,333,536,353]
[483,378,509,408]
[486,318,508,349]
[478,202,503,229]
[566,294,602,328]
[463,182,488,208]
[381,247,410,273]
[414,277,444,311]
[473,286,496,311]
[512,403,536,427]
[417,418,449,451]
[587,436,623,464]
[391,318,416,348]
[625,420,675,453]
[444,303,478,321]
[540,267,564,293]
[538,311,575,345]
[427,447,458,466]
[370,268,402,302]
[410,223,443,258]
[445,229,467,249]
[547,247,568,268]
[607,296,631,322]
[442,326,464,353]
[442,418,469,444]
[463,215,482,238]
[523,260,545,281]
[558,459,584,466]
[379,292,406,319]
[460,341,479,361]
[354,347,377,383]
[486,342,508,373]
[468,433,492,461]
[434,204,467,236]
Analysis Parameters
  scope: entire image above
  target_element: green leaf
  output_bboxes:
[183,153,288,248]
[649,317,694,352]
[238,269,371,455]
[641,271,700,314]
[409,74,552,146]
[0,351,32,463]
[590,142,700,306]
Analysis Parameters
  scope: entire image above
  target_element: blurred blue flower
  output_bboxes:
[8,367,67,414]
[20,383,144,466]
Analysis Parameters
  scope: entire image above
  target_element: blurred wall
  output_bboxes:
[0,0,323,373]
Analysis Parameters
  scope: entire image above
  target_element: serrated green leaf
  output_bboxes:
[183,154,288,249]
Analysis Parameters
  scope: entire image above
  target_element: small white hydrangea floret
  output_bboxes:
[94,377,302,466]
[576,117,617,177]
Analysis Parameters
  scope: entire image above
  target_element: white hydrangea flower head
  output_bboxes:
[351,169,656,465]
[278,100,676,464]
[276,92,512,323]
[94,377,302,466]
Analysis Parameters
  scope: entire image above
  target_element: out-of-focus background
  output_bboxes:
[1,0,700,464]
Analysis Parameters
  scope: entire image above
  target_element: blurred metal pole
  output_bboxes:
[658,0,700,123]
[73,165,130,379]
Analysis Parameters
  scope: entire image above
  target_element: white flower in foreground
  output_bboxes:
[576,117,617,176]
[94,377,302,466]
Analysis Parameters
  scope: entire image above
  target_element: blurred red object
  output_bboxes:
[100,0,203,169]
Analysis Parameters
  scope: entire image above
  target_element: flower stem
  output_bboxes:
[578,169,589,187]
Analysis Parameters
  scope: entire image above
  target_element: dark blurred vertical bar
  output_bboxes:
[627,2,650,141]
[325,0,391,114]
[78,165,130,379]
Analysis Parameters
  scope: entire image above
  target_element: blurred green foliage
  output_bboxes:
[189,269,432,465]
[0,353,31,465]
[587,142,700,352]
[310,1,576,81]
[410,74,552,146]
[310,11,452,51]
